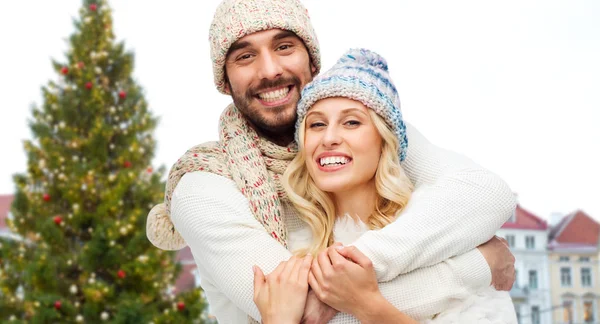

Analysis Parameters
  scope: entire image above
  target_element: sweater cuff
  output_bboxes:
[450,249,492,293]
[351,241,388,281]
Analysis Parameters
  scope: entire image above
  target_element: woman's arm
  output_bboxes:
[357,296,419,324]
[352,122,516,281]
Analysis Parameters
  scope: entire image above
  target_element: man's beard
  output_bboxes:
[230,76,301,135]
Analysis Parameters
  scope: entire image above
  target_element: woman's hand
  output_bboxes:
[253,255,313,324]
[310,245,417,324]
[308,244,381,316]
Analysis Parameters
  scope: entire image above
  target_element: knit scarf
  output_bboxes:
[147,103,297,251]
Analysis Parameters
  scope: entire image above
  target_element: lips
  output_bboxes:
[315,153,353,172]
[255,86,294,106]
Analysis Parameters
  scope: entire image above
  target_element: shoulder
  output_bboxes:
[174,171,238,198]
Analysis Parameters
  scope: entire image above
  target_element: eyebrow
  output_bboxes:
[306,107,369,118]
[227,30,299,56]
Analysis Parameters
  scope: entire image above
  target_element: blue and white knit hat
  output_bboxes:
[296,48,408,161]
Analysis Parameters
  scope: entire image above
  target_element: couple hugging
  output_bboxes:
[147,0,518,323]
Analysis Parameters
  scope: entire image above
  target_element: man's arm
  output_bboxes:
[353,122,517,281]
[170,171,292,321]
[326,249,492,323]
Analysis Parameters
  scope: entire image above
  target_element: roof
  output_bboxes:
[501,204,548,230]
[549,210,599,248]
[0,194,14,230]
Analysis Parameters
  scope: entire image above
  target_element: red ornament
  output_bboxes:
[77,61,85,69]
[123,161,132,168]
[85,82,93,89]
[117,269,126,279]
[177,302,185,311]
[54,300,62,310]
[61,67,69,75]
[146,167,153,173]
[90,3,97,11]
[43,193,51,202]
[118,90,127,99]
[53,216,63,225]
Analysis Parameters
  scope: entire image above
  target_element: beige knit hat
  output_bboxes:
[209,0,322,93]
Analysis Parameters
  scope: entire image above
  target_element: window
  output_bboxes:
[563,300,574,323]
[580,256,591,262]
[582,268,592,287]
[584,301,595,323]
[525,236,535,249]
[560,256,570,262]
[561,267,572,286]
[506,235,515,248]
[531,306,540,324]
[528,270,538,289]
[515,269,519,287]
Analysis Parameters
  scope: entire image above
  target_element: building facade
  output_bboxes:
[548,210,600,324]
[497,205,553,324]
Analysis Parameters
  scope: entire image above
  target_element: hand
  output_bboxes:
[308,244,381,316]
[478,236,516,291]
[300,290,338,324]
[253,255,313,324]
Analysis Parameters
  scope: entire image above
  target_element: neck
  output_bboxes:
[252,123,295,147]
[332,181,377,223]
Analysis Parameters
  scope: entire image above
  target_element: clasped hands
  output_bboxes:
[254,243,370,324]
[254,237,516,324]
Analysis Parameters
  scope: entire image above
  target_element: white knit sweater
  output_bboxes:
[170,123,516,323]
[311,215,517,323]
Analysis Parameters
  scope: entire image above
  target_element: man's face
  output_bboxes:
[224,29,316,134]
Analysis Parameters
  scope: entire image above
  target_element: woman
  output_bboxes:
[254,49,516,323]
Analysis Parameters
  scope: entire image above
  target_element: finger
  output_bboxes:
[297,254,313,283]
[269,260,287,282]
[311,255,325,285]
[337,246,372,269]
[327,246,348,269]
[253,265,265,300]
[308,271,322,295]
[317,249,334,278]
[281,256,298,280]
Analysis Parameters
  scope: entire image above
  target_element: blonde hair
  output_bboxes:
[283,109,413,256]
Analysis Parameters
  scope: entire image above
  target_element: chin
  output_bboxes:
[313,179,351,194]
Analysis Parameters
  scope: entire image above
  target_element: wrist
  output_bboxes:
[354,293,387,324]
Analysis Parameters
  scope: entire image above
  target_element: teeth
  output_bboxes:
[319,156,350,166]
[258,87,289,101]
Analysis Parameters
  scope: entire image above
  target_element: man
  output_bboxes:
[146,0,517,323]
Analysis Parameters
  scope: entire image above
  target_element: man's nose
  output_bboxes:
[257,51,283,81]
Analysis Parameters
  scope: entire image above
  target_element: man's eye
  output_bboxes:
[277,44,292,51]
[238,54,253,61]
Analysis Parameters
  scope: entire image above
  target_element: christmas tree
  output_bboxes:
[0,1,211,322]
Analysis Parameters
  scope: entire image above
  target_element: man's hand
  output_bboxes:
[300,290,338,324]
[478,236,515,291]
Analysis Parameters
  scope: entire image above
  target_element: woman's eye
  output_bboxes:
[309,122,326,128]
[345,120,361,126]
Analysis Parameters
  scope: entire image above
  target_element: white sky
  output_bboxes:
[0,0,598,222]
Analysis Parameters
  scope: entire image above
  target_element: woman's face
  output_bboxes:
[303,97,383,194]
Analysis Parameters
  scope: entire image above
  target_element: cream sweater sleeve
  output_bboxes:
[352,122,517,282]
[170,172,292,322]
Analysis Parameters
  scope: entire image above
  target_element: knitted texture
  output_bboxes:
[209,0,321,93]
[146,104,296,251]
[296,48,408,161]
